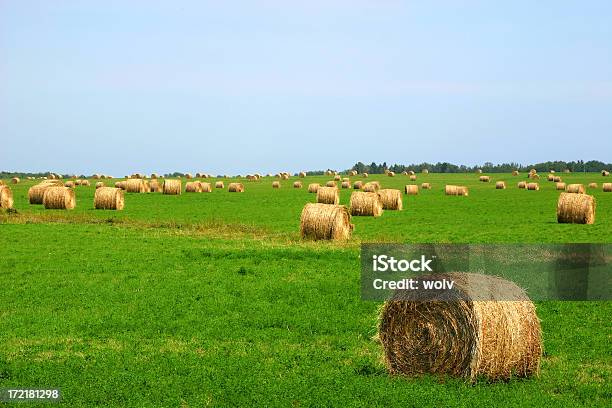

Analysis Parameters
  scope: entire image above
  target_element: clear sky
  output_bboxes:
[1,0,611,175]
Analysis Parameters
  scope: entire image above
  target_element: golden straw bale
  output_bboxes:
[377,189,402,210]
[316,186,339,205]
[43,187,75,209]
[556,182,566,190]
[350,192,382,216]
[228,183,244,192]
[445,185,469,196]
[293,181,303,189]
[353,181,363,190]
[215,181,224,189]
[307,183,320,193]
[300,203,353,240]
[0,186,14,209]
[94,187,124,210]
[163,179,182,195]
[527,183,539,191]
[404,185,419,195]
[565,184,585,194]
[495,181,506,189]
[557,192,595,224]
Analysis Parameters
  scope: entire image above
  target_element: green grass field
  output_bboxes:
[1,173,610,407]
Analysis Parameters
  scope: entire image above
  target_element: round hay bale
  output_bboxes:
[553,176,562,182]
[601,170,609,176]
[125,179,146,193]
[281,174,289,180]
[565,184,585,194]
[201,182,212,192]
[378,272,542,381]
[143,180,151,193]
[556,182,566,190]
[518,181,527,189]
[527,183,539,191]
[334,175,341,181]
[149,179,161,192]
[151,173,159,179]
[307,183,320,193]
[409,175,417,181]
[445,185,469,196]
[350,192,383,216]
[388,171,395,177]
[299,172,306,178]
[185,181,202,193]
[185,173,193,179]
[479,176,490,182]
[557,192,595,224]
[363,182,380,193]
[547,174,555,181]
[75,179,83,186]
[94,187,124,210]
[215,181,224,189]
[422,169,429,174]
[29,183,55,204]
[316,186,339,205]
[349,170,357,176]
[300,203,353,241]
[401,171,408,176]
[293,181,303,189]
[92,174,101,179]
[342,177,350,182]
[163,179,182,195]
[326,181,337,188]
[0,186,14,209]
[81,180,91,186]
[408,171,415,175]
[495,181,506,189]
[353,181,363,190]
[43,187,75,210]
[341,181,350,189]
[228,183,244,192]
[404,185,419,195]
[512,170,519,176]
[95,182,105,189]
[602,183,611,192]
[377,189,403,210]
[363,173,369,178]
[272,181,281,189]
[115,181,127,190]
[11,177,20,184]
[588,183,598,189]
[421,183,431,190]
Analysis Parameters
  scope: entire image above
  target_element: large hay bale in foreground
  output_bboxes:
[556,182,566,191]
[518,181,527,189]
[557,192,595,224]
[94,187,124,210]
[350,192,382,216]
[163,179,182,195]
[527,183,539,191]
[495,181,506,189]
[0,186,14,209]
[300,203,353,240]
[445,185,469,196]
[185,181,202,193]
[228,183,244,192]
[565,184,585,194]
[43,187,75,209]
[378,189,403,210]
[29,183,55,204]
[316,186,339,205]
[272,181,281,189]
[378,272,542,382]
[126,179,146,193]
[215,181,224,189]
[603,183,612,192]
[479,176,490,182]
[404,185,419,195]
[307,183,320,193]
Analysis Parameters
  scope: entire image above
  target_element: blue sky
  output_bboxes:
[1,0,611,175]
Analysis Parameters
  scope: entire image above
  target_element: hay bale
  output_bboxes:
[75,179,82,186]
[150,173,159,179]
[363,173,369,178]
[349,170,357,176]
[228,182,244,192]
[272,181,281,189]
[527,183,539,191]
[341,181,350,189]
[215,181,225,189]
[422,169,429,174]
[404,185,419,195]
[95,182,105,189]
[300,203,353,240]
[163,179,182,195]
[547,174,554,181]
[601,170,609,176]
[557,192,595,224]
[518,181,527,189]
[43,187,75,209]
[307,183,320,193]
[409,175,417,181]
[553,176,561,182]
[556,182,566,190]
[29,183,56,204]
[388,171,395,177]
[200,182,212,192]
[293,181,303,189]
[11,177,20,184]
[378,272,542,381]
[445,185,469,196]
[326,181,337,188]
[125,179,146,193]
[421,183,431,190]
[363,182,380,193]
[495,181,506,189]
[479,176,490,182]
[350,191,383,216]
[0,186,14,209]
[565,184,585,194]
[378,189,402,210]
[334,175,341,181]
[185,181,202,193]
[512,170,519,176]
[81,180,91,186]
[602,183,611,192]
[588,183,598,189]
[94,187,124,210]
[299,172,306,178]
[149,179,161,192]
[353,181,363,190]
[316,186,339,204]
[185,173,193,179]
[115,181,127,190]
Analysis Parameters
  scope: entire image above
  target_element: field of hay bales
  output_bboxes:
[1,172,611,407]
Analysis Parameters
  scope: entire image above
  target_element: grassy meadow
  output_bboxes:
[1,173,611,407]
